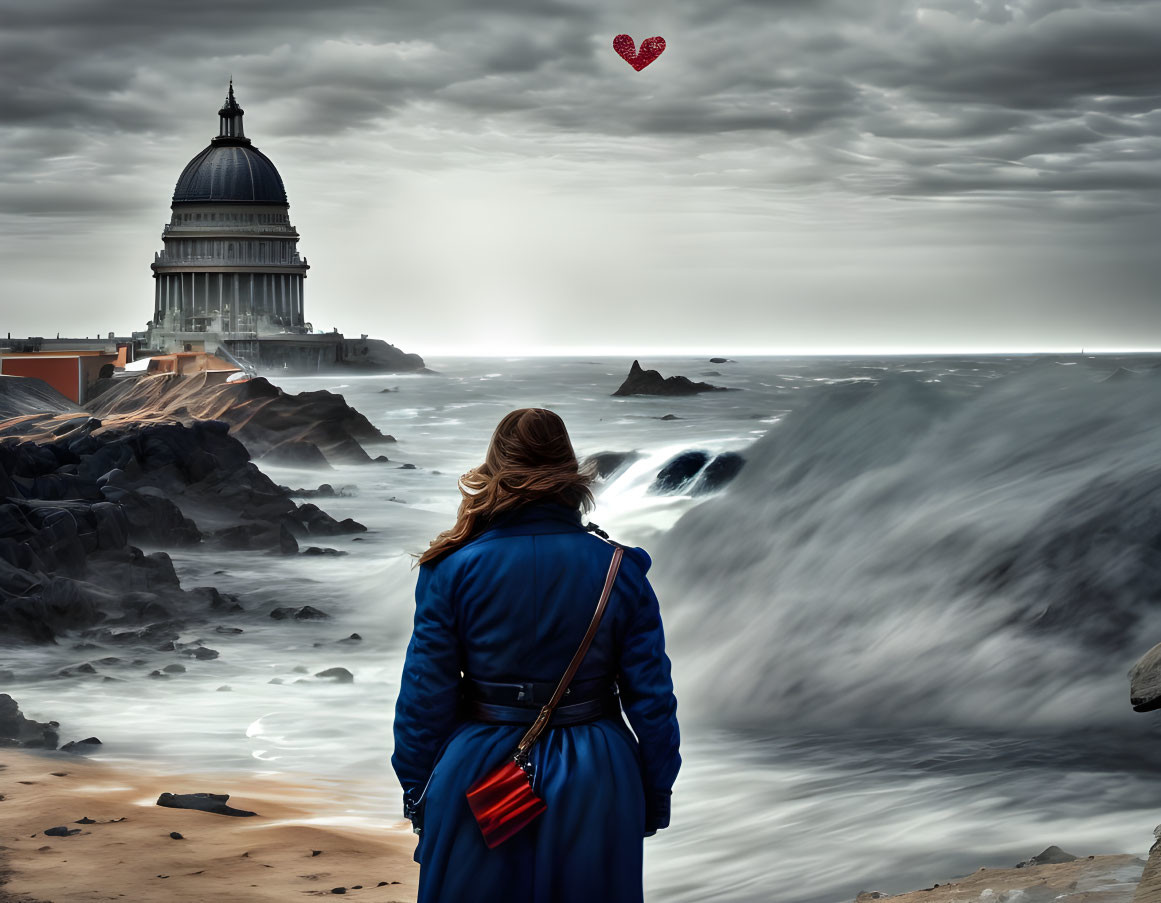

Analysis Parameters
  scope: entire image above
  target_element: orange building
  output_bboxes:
[0,351,119,404]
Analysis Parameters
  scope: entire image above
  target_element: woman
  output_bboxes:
[391,408,680,903]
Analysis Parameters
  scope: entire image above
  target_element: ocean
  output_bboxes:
[7,353,1161,902]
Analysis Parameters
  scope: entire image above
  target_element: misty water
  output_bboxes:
[7,354,1161,901]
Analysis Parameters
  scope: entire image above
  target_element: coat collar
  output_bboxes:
[475,500,585,539]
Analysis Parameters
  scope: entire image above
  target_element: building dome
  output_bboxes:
[150,82,308,343]
[172,142,287,204]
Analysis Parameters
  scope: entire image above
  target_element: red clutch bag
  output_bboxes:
[465,545,623,849]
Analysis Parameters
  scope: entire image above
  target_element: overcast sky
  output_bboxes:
[1,0,1159,354]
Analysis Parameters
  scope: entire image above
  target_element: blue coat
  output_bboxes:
[391,500,681,903]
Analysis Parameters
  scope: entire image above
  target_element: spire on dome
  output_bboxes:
[215,80,249,144]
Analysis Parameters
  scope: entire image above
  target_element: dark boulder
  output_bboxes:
[690,452,746,494]
[270,605,331,621]
[315,667,354,683]
[60,736,102,753]
[650,451,710,494]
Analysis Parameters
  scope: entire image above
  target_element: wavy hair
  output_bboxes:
[416,408,596,566]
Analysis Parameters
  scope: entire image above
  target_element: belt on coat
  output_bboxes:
[461,675,619,726]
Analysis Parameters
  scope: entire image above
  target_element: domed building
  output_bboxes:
[149,83,309,343]
[139,84,424,374]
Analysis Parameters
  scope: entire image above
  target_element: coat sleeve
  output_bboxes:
[617,571,681,833]
[391,561,462,814]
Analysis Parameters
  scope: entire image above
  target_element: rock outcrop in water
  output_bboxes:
[612,360,728,397]
[649,450,746,495]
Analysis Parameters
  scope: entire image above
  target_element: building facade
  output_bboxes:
[148,84,310,346]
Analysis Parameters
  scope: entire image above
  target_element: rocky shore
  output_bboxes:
[0,373,375,646]
[854,850,1147,902]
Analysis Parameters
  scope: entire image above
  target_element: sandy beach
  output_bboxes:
[0,750,419,903]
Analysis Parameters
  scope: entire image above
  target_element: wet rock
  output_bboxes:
[315,667,354,683]
[192,586,238,612]
[75,817,95,824]
[338,633,362,643]
[0,694,59,749]
[169,831,184,840]
[162,664,186,673]
[156,792,256,817]
[44,826,80,837]
[690,452,746,494]
[612,360,728,397]
[709,358,734,363]
[60,737,102,753]
[650,451,710,494]
[270,605,331,621]
[181,646,220,661]
[288,483,339,498]
[260,440,332,469]
[303,547,347,556]
[215,625,244,635]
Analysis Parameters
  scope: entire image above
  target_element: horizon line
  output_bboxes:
[411,345,1161,358]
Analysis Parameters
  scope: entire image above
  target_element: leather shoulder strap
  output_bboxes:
[515,545,623,756]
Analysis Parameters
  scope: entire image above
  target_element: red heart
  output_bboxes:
[613,34,666,71]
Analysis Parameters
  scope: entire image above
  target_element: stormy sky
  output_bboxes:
[1,0,1159,354]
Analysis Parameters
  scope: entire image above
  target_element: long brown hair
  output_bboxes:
[416,408,596,566]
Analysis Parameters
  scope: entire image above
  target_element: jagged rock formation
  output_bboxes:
[0,417,363,644]
[612,360,728,397]
[0,694,59,748]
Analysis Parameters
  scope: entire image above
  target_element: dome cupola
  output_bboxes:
[171,82,288,204]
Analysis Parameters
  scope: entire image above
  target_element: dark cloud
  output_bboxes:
[0,0,1157,349]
